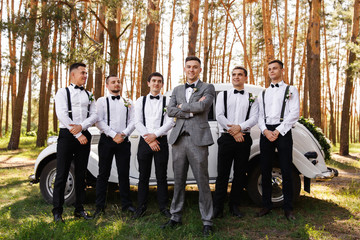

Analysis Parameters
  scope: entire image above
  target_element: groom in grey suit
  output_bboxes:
[161,56,215,236]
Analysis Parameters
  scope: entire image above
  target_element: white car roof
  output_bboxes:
[165,83,265,97]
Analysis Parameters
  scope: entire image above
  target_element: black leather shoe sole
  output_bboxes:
[160,220,181,229]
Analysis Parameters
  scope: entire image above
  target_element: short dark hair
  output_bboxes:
[69,62,86,72]
[232,66,248,77]
[268,59,284,69]
[185,56,201,65]
[105,75,119,84]
[147,72,164,83]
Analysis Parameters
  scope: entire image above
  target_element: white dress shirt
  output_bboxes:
[258,81,300,136]
[95,94,135,138]
[185,79,200,103]
[55,84,97,138]
[135,94,175,137]
[216,88,259,133]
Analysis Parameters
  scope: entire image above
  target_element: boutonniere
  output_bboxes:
[248,92,256,103]
[285,92,292,100]
[88,93,94,102]
[123,98,131,108]
[163,107,167,116]
[193,87,198,93]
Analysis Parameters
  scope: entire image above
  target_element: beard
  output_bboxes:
[111,89,120,93]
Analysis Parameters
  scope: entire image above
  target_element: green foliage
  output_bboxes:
[298,116,332,162]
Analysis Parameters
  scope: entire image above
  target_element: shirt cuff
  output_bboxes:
[75,132,82,138]
[108,130,117,139]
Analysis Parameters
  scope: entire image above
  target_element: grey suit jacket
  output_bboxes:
[167,80,215,146]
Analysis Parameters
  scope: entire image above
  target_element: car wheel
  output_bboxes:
[247,164,301,207]
[39,159,76,205]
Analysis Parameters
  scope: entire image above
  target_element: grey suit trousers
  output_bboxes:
[170,135,213,226]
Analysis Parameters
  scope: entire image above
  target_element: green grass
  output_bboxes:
[331,143,360,154]
[0,164,359,240]
[0,137,359,239]
[0,135,44,160]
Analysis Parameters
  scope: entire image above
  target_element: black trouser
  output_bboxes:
[260,124,293,211]
[95,134,133,210]
[52,128,91,215]
[137,136,169,210]
[213,133,252,210]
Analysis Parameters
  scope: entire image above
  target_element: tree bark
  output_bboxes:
[141,0,160,96]
[262,0,275,87]
[340,0,360,155]
[7,0,38,150]
[188,0,200,56]
[290,0,300,85]
[36,0,51,147]
[167,0,176,89]
[306,0,322,127]
[94,4,105,100]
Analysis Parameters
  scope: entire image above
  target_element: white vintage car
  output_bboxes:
[29,83,338,207]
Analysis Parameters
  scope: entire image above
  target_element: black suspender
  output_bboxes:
[65,87,90,120]
[280,86,290,122]
[223,90,228,118]
[142,95,147,126]
[106,97,110,126]
[262,90,266,123]
[123,97,129,128]
[160,96,166,126]
[142,95,166,127]
[245,92,253,121]
[262,85,291,123]
[65,87,72,120]
[223,90,252,121]
[106,96,129,127]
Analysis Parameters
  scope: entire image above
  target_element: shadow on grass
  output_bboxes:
[328,157,360,171]
[0,184,356,239]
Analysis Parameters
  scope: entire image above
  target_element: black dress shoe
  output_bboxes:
[74,210,93,220]
[229,205,244,218]
[160,219,181,229]
[54,214,64,223]
[160,208,172,218]
[203,225,213,237]
[256,208,271,217]
[132,207,146,219]
[213,207,223,218]
[123,205,136,213]
[284,210,296,221]
[93,208,105,218]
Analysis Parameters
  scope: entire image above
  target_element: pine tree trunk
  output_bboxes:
[340,0,360,155]
[36,0,50,147]
[7,0,38,150]
[141,0,160,96]
[188,0,200,56]
[307,0,322,127]
[167,0,176,89]
[94,4,105,100]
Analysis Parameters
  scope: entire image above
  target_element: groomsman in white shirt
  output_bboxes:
[256,59,300,220]
[93,75,136,217]
[213,66,259,218]
[53,63,97,223]
[133,72,175,219]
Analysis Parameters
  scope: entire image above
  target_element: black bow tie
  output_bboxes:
[150,95,160,100]
[234,89,244,94]
[271,83,279,88]
[112,95,120,100]
[74,85,84,91]
[185,83,195,89]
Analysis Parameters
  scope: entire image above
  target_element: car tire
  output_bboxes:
[247,163,301,207]
[39,159,76,205]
